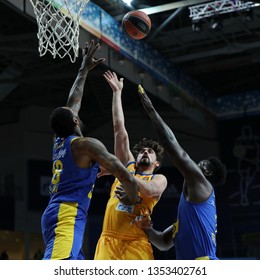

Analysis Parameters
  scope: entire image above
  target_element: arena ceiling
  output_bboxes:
[1,0,260,128]
[93,0,260,97]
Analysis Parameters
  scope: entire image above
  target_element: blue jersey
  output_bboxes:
[41,135,99,260]
[173,191,218,260]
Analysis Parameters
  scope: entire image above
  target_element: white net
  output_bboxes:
[29,0,89,63]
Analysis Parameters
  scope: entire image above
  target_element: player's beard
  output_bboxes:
[139,157,151,167]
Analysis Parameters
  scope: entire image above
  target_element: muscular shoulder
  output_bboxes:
[71,137,107,167]
[152,174,168,196]
[184,180,213,202]
[73,137,105,151]
[153,173,167,181]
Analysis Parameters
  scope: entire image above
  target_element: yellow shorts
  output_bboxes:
[94,236,154,260]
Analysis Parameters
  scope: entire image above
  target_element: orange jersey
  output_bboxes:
[100,162,158,240]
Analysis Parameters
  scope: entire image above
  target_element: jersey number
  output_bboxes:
[50,160,63,193]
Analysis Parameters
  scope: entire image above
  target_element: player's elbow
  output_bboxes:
[142,189,158,198]
[155,234,174,251]
[156,241,174,251]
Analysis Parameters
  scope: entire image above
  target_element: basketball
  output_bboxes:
[122,10,151,40]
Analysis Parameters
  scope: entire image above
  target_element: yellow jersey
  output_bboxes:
[100,162,158,240]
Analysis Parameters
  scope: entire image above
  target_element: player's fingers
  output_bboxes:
[105,70,113,78]
[115,195,122,201]
[130,216,142,225]
[138,84,145,95]
[137,215,144,221]
[130,215,145,225]
[94,58,105,65]
[85,41,89,52]
[89,41,99,56]
[114,189,121,194]
[104,71,113,80]
[86,40,94,55]
[114,188,124,194]
[103,71,109,77]
[103,74,109,82]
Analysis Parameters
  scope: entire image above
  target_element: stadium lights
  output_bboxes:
[192,21,203,32]
[190,1,259,32]
[137,0,210,15]
[210,17,223,31]
[122,0,133,7]
[189,0,260,21]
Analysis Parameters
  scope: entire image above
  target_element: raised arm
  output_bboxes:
[137,86,205,185]
[66,40,105,114]
[74,137,139,204]
[103,71,134,165]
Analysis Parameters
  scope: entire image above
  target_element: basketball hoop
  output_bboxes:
[29,0,89,63]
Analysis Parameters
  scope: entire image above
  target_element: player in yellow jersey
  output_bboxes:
[94,71,168,260]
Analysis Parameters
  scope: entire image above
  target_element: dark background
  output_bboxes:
[1,0,260,260]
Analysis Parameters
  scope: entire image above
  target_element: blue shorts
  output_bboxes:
[41,202,86,260]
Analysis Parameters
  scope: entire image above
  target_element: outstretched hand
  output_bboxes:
[137,85,154,113]
[103,70,124,93]
[81,40,105,71]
